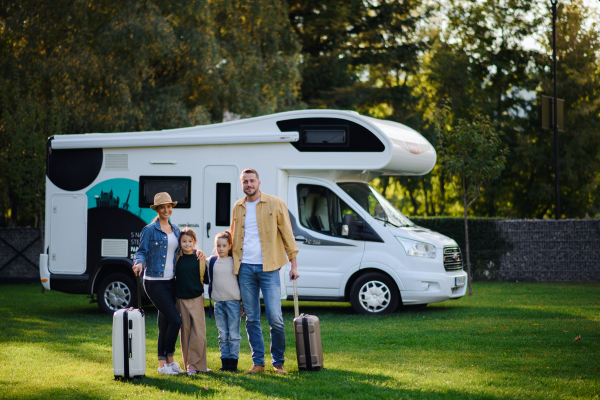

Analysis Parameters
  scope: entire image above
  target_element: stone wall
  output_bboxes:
[495,219,600,281]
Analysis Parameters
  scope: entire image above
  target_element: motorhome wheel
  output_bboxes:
[350,272,399,315]
[97,273,136,314]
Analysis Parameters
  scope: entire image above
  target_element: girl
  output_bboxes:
[175,228,211,375]
[133,192,199,375]
[208,231,243,372]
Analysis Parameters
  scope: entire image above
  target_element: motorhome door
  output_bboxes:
[203,166,240,254]
[287,178,365,298]
[49,194,87,274]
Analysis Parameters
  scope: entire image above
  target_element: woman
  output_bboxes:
[132,192,204,375]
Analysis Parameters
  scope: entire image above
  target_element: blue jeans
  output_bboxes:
[214,300,243,359]
[143,279,182,360]
[238,263,285,367]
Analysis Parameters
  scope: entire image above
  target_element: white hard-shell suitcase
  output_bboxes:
[112,276,146,379]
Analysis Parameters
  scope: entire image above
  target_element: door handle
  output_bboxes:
[206,222,211,238]
[295,236,307,242]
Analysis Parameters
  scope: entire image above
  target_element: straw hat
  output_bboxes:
[150,192,177,210]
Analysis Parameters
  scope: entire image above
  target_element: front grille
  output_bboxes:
[444,246,463,271]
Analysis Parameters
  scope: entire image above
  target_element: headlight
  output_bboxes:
[395,237,436,259]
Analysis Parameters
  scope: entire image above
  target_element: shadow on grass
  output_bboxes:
[117,368,509,400]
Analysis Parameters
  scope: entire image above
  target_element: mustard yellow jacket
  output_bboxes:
[230,192,299,274]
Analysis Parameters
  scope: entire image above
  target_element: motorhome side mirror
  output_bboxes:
[342,214,357,239]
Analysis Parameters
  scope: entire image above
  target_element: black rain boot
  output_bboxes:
[228,358,238,372]
[219,358,228,372]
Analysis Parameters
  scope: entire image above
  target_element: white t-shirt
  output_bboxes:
[241,198,263,264]
[145,232,178,280]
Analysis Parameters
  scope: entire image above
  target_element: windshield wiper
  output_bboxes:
[373,217,400,228]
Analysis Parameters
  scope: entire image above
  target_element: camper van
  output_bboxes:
[39,110,467,315]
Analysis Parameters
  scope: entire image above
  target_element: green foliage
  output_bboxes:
[435,104,508,211]
[371,0,600,219]
[287,0,364,109]
[1,0,599,225]
[288,0,431,123]
[0,78,66,227]
[433,100,508,294]
[0,0,301,225]
[1,282,599,399]
[502,0,600,218]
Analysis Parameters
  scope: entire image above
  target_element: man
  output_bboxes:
[231,168,299,374]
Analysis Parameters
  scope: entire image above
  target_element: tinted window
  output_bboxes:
[338,182,413,227]
[277,117,385,152]
[139,176,191,208]
[297,184,358,237]
[215,183,231,226]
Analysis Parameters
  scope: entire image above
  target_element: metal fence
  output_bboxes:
[1,220,599,282]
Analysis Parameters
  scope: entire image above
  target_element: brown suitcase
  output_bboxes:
[293,279,324,371]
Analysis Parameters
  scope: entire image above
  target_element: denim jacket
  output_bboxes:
[133,219,181,278]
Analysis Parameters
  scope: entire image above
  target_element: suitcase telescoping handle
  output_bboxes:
[292,274,299,318]
[136,274,142,313]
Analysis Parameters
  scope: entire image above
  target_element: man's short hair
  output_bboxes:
[241,168,259,180]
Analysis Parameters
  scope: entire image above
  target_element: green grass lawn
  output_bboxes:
[0,282,598,400]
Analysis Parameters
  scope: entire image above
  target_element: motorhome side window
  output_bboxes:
[297,184,359,238]
[300,125,349,149]
[215,182,231,226]
[139,176,191,208]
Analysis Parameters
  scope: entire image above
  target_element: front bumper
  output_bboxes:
[39,254,50,290]
[395,270,468,305]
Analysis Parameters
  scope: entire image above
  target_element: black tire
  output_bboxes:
[97,273,137,314]
[350,272,400,315]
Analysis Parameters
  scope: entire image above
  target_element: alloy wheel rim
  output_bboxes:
[104,281,131,311]
[358,280,390,313]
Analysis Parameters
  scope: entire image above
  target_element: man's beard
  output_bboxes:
[244,187,258,197]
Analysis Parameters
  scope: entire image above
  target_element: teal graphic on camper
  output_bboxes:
[85,178,155,223]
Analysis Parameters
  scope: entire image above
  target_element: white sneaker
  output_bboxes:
[168,361,186,374]
[157,365,178,375]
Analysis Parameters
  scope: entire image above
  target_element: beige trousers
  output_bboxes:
[176,296,208,372]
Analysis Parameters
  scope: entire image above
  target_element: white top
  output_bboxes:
[211,257,241,301]
[241,198,263,264]
[145,232,178,280]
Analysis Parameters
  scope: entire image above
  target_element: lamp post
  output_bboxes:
[551,0,559,220]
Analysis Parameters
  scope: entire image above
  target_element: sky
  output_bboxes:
[521,0,599,51]
[582,0,600,11]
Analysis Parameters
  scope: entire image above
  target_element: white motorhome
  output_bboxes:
[39,110,467,315]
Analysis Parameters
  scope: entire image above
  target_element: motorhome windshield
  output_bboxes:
[338,182,414,227]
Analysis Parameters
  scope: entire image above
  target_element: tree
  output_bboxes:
[288,0,431,120]
[418,0,542,217]
[434,101,507,295]
[0,78,65,229]
[0,0,301,225]
[287,0,365,109]
[505,0,600,218]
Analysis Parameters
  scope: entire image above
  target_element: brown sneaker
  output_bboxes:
[245,365,265,374]
[273,365,288,374]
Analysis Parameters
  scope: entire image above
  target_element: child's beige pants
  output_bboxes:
[176,296,208,372]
